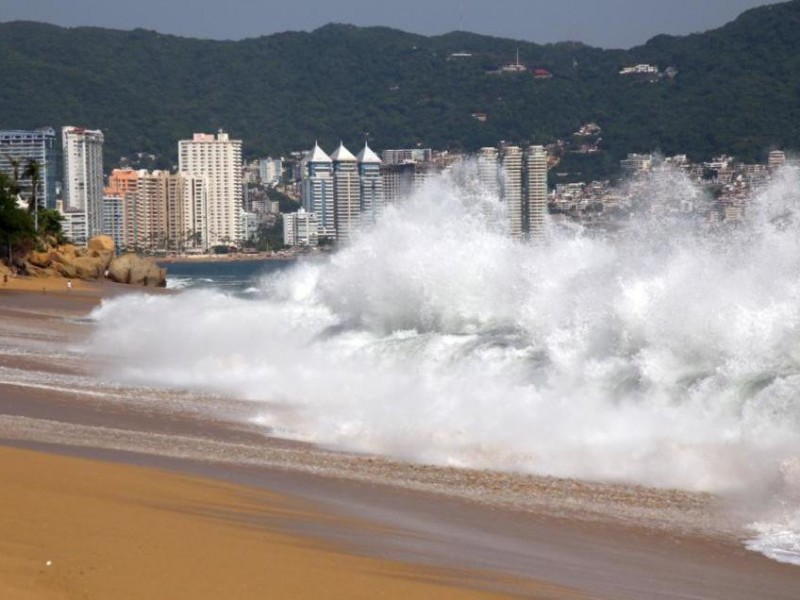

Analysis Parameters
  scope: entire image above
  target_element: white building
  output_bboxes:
[525,145,548,240]
[178,131,242,248]
[283,208,319,247]
[302,143,335,240]
[60,209,89,246]
[331,143,360,244]
[478,147,500,197]
[62,126,104,237]
[500,145,523,239]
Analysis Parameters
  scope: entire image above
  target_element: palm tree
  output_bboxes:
[1,153,22,199]
[22,159,41,230]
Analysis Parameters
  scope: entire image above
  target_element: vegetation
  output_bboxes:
[1,1,798,179]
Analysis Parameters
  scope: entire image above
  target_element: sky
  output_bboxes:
[1,0,780,49]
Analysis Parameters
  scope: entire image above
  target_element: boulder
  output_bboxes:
[72,255,106,279]
[107,254,166,287]
[52,261,78,279]
[87,235,115,254]
[28,251,52,269]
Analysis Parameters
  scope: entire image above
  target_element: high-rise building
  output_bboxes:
[0,128,59,210]
[178,131,242,247]
[357,142,384,224]
[331,143,360,244]
[381,162,417,204]
[302,143,335,239]
[478,147,500,198]
[102,193,126,250]
[62,126,104,239]
[525,145,548,240]
[500,145,523,239]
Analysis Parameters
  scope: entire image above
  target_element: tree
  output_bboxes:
[0,173,35,265]
[22,159,41,218]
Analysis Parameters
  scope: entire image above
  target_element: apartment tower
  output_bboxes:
[500,145,523,239]
[525,145,548,240]
[331,143,360,244]
[0,128,59,210]
[178,131,242,247]
[357,142,384,224]
[62,126,104,241]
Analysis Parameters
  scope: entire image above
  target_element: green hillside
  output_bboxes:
[0,1,798,177]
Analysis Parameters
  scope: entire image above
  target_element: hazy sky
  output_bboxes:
[1,0,780,48]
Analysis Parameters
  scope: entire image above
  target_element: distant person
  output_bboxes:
[2,274,7,285]
[66,280,72,291]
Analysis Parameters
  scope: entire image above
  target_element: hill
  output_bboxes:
[0,1,798,179]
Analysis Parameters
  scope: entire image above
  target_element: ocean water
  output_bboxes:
[89,161,800,566]
[161,258,293,294]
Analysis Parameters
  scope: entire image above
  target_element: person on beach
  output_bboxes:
[66,280,72,291]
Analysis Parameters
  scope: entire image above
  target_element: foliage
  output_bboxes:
[1,1,799,179]
[0,173,35,262]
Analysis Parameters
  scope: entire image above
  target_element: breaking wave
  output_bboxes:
[87,162,800,562]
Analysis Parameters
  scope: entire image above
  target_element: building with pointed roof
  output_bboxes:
[332,142,360,243]
[358,142,384,224]
[302,143,335,239]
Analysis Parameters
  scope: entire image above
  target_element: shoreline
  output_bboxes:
[2,284,800,598]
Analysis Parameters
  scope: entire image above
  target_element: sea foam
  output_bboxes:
[87,161,800,563]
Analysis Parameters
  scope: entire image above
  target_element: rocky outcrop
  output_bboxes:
[19,235,167,287]
[107,253,167,287]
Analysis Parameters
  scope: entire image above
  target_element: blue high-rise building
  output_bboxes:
[0,127,59,209]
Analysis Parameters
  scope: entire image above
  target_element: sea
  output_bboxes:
[161,258,295,294]
[87,161,800,566]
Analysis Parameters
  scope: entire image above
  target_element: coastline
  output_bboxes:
[2,284,800,599]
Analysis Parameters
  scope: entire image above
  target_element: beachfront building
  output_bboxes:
[525,145,548,240]
[500,145,524,239]
[478,147,500,198]
[357,143,385,225]
[301,143,335,240]
[283,208,319,247]
[178,131,242,248]
[331,143,360,244]
[62,126,104,238]
[0,128,59,210]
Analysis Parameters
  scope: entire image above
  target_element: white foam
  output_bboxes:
[86,163,800,499]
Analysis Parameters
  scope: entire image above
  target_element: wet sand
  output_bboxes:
[2,283,800,599]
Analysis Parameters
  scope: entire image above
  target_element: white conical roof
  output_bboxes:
[330,142,357,162]
[357,142,382,164]
[308,142,331,163]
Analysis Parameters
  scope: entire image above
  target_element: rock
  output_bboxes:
[87,235,115,254]
[58,244,78,258]
[28,251,52,269]
[72,255,105,279]
[52,261,77,279]
[107,254,166,287]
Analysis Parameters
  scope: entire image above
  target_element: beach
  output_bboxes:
[2,277,800,599]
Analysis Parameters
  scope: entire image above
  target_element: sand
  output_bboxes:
[2,282,800,599]
[1,445,585,600]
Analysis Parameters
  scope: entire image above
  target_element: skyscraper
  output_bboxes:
[525,145,548,240]
[357,142,384,225]
[0,128,58,210]
[478,147,500,198]
[62,126,104,241]
[500,145,523,239]
[178,131,242,247]
[302,143,335,239]
[331,142,360,244]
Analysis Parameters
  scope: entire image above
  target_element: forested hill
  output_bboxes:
[0,0,798,177]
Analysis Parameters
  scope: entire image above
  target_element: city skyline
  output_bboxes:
[1,0,778,49]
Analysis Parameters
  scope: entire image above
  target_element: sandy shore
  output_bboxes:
[1,445,572,600]
[2,284,800,599]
